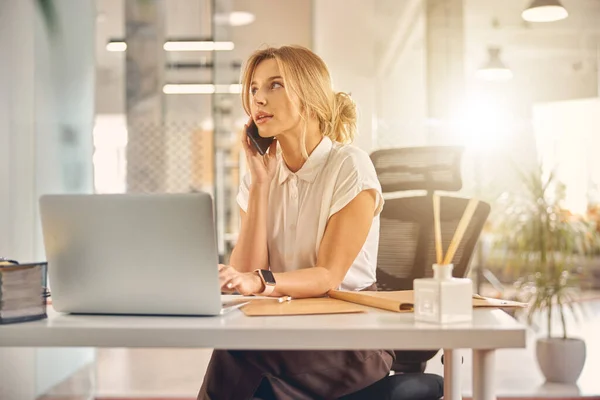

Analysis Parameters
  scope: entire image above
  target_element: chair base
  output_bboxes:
[253,373,444,400]
[339,373,444,400]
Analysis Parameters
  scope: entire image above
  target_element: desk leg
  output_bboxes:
[443,349,462,400]
[473,349,496,400]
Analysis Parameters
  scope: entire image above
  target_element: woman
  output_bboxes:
[198,45,393,400]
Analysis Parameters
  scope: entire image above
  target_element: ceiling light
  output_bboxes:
[522,0,568,22]
[163,41,234,51]
[214,11,255,26]
[476,47,513,81]
[106,39,234,52]
[163,84,215,94]
[227,84,242,94]
[163,84,242,94]
[106,41,126,52]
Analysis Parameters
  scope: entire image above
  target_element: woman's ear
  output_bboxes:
[291,100,306,119]
[299,103,307,115]
[299,103,314,118]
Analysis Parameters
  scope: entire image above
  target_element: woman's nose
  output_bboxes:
[253,89,267,106]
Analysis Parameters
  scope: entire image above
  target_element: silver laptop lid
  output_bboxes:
[39,193,222,316]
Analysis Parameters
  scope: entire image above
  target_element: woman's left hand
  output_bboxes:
[219,264,264,295]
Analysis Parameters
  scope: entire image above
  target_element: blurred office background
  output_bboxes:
[1,0,600,399]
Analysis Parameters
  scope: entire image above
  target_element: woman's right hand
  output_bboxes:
[242,118,278,185]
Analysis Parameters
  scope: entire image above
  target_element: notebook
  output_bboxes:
[328,290,527,313]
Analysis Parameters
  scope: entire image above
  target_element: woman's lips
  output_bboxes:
[255,115,273,125]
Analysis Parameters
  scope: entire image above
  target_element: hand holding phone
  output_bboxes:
[243,119,278,184]
[246,121,274,156]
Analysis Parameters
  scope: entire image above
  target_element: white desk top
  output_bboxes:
[0,296,526,350]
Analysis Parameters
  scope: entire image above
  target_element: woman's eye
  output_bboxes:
[271,82,283,89]
[250,87,258,95]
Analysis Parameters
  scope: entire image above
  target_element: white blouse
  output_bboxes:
[236,136,384,291]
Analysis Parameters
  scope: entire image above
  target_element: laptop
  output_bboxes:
[39,193,247,316]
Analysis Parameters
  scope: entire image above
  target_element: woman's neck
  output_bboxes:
[278,119,323,173]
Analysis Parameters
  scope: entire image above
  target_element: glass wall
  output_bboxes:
[93,0,312,262]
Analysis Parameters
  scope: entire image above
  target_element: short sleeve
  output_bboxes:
[236,172,252,213]
[328,149,384,218]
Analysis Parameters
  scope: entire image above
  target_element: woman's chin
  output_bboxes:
[259,130,274,138]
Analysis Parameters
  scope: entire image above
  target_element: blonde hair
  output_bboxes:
[240,45,357,154]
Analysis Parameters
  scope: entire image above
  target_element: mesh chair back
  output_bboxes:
[370,146,463,193]
[377,196,490,291]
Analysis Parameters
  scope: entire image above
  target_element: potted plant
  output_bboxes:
[490,164,599,383]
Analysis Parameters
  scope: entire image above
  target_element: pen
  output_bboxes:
[278,296,292,303]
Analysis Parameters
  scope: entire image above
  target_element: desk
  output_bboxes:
[0,297,526,400]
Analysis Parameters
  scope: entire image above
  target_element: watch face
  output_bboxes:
[261,269,276,285]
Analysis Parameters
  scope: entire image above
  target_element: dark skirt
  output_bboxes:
[197,348,394,400]
[198,284,393,400]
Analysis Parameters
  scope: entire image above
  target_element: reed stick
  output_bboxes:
[442,198,479,265]
[433,195,443,265]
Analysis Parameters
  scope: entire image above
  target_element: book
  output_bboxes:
[0,262,47,324]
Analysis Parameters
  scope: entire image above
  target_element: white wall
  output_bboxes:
[377,38,428,149]
[375,1,428,149]
[0,0,8,257]
[0,0,37,262]
[36,348,96,396]
[0,0,96,258]
[35,0,97,391]
[0,3,39,398]
[533,98,600,214]
[0,0,96,398]
[313,0,377,153]
[0,349,37,400]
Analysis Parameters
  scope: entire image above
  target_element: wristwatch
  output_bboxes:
[254,269,276,296]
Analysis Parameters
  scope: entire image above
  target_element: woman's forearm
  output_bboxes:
[271,267,340,298]
[229,183,270,272]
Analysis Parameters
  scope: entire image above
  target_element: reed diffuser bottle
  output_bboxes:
[413,196,477,324]
[413,263,473,324]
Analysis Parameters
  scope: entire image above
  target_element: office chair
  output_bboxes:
[373,146,490,371]
[339,146,490,400]
[377,195,491,292]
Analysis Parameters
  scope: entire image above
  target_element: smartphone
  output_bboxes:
[246,121,274,156]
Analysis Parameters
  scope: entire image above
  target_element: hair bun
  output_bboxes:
[331,92,357,144]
